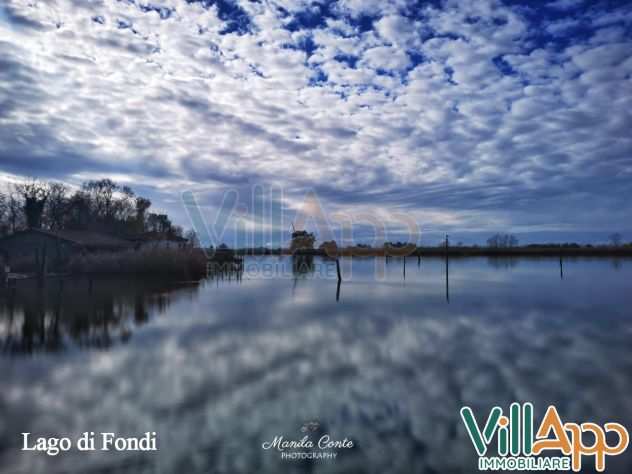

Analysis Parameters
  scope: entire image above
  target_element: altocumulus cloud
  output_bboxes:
[0,0,631,242]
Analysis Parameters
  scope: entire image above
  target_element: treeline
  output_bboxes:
[0,179,184,238]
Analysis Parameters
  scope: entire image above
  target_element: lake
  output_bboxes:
[1,256,631,473]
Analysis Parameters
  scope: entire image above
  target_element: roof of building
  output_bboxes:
[56,230,133,248]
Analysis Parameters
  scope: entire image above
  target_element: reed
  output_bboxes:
[66,248,207,280]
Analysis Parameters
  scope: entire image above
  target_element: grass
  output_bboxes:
[66,248,207,280]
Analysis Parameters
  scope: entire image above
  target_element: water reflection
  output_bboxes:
[486,257,519,269]
[0,278,199,354]
[292,254,315,276]
[0,257,631,474]
[207,261,244,284]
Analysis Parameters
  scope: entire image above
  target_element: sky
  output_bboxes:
[0,0,631,246]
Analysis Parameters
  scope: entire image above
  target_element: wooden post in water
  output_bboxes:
[1,254,8,289]
[37,245,47,287]
[559,254,563,280]
[417,254,421,266]
[335,258,342,301]
[41,245,47,275]
[403,257,406,279]
[445,234,450,302]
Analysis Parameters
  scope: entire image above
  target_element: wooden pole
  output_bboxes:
[403,257,406,279]
[336,258,342,282]
[445,234,450,302]
[37,245,47,287]
[41,245,47,277]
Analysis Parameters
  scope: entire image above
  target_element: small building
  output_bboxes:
[0,229,134,270]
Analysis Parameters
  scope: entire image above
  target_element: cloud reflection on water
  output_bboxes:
[1,257,631,473]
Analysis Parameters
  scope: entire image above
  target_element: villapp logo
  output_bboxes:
[460,403,629,471]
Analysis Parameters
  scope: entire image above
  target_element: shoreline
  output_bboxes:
[236,247,632,258]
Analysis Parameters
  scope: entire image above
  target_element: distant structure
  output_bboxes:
[318,240,338,257]
[206,243,243,275]
[290,224,315,253]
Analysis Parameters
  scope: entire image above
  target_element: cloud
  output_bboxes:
[0,0,630,241]
[547,0,585,11]
[361,45,411,71]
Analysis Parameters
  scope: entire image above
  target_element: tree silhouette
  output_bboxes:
[15,180,50,229]
[487,233,519,248]
[608,233,622,247]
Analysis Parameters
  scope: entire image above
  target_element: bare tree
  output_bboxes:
[487,233,519,248]
[65,190,91,230]
[147,213,172,233]
[3,178,169,238]
[7,193,23,233]
[134,197,151,233]
[112,185,136,224]
[15,180,50,229]
[82,179,118,223]
[171,225,182,237]
[609,232,622,247]
[0,193,6,236]
[45,182,69,230]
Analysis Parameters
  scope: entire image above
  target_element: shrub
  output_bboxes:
[66,248,207,280]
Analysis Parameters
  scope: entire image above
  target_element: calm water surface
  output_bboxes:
[1,257,631,474]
